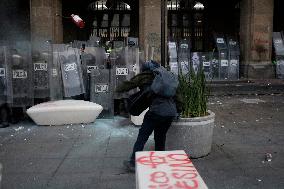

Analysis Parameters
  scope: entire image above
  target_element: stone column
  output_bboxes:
[30,0,63,51]
[240,0,274,79]
[139,0,162,63]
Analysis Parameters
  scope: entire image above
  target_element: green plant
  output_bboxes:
[178,63,208,118]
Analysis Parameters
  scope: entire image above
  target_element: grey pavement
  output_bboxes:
[0,94,284,189]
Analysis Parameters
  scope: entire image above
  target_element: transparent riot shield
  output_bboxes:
[191,52,201,74]
[59,48,85,97]
[178,39,191,76]
[33,42,52,100]
[215,35,229,80]
[127,46,140,75]
[113,47,136,99]
[49,44,65,100]
[72,40,87,49]
[273,32,284,79]
[168,41,178,74]
[81,47,106,100]
[227,36,240,80]
[0,47,12,106]
[135,48,144,75]
[90,69,114,118]
[200,52,212,80]
[9,41,34,107]
[219,51,229,80]
[211,52,219,80]
[87,36,101,47]
[113,41,124,50]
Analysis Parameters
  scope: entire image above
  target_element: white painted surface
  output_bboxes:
[136,150,208,189]
[130,108,149,126]
[27,100,103,126]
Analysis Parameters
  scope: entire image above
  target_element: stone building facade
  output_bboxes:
[0,0,279,79]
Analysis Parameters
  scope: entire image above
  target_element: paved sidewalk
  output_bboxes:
[0,94,284,189]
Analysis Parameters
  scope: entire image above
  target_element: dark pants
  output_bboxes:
[130,112,174,162]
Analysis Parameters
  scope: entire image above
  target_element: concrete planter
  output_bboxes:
[166,110,215,158]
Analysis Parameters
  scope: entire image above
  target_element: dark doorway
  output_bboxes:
[167,0,240,51]
[274,0,284,32]
[62,0,139,44]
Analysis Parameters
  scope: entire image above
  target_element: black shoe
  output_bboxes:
[123,160,135,173]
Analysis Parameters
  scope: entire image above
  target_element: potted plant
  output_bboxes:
[166,61,215,158]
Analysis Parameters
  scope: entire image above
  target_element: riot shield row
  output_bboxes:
[169,36,240,80]
[0,42,33,109]
[214,34,240,80]
[272,32,284,79]
[0,41,143,118]
[89,46,142,118]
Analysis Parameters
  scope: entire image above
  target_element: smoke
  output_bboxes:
[0,0,30,44]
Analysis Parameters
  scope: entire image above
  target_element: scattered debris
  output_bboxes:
[265,153,272,162]
[215,100,223,105]
[14,126,24,131]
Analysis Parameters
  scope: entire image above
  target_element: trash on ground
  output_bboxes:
[265,153,272,162]
[14,126,24,131]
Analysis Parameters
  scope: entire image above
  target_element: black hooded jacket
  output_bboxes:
[116,62,183,116]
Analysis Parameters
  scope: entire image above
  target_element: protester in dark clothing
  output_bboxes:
[116,60,182,172]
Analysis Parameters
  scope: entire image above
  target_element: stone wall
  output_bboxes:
[240,0,275,79]
[30,0,63,51]
[139,0,162,63]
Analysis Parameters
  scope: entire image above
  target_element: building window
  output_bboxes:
[88,1,132,41]
[167,0,205,51]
